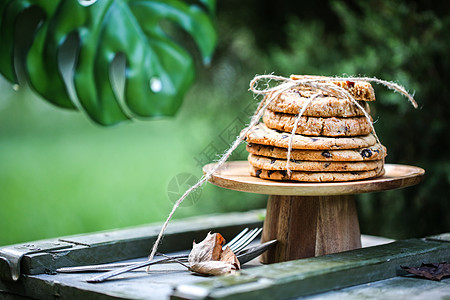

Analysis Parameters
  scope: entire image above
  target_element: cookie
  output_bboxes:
[263,109,372,137]
[290,75,376,102]
[266,91,371,117]
[250,165,385,182]
[245,123,377,150]
[246,143,387,161]
[248,154,383,172]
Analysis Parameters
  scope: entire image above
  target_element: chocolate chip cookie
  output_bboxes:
[245,123,377,150]
[290,75,376,102]
[250,165,385,182]
[246,143,386,161]
[263,109,372,137]
[248,154,383,172]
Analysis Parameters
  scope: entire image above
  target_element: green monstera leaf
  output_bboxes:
[0,0,216,125]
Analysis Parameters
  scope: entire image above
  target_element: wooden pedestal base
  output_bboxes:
[260,195,361,264]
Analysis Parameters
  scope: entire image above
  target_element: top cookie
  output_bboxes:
[290,75,376,102]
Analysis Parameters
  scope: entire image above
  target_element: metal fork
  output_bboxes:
[86,228,264,283]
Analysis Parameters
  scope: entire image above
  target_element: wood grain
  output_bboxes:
[203,161,424,196]
[260,195,361,263]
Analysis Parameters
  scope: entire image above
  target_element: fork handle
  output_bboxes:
[58,255,189,273]
[86,255,184,283]
[57,262,139,273]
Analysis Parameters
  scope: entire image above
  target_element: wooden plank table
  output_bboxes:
[1,211,449,299]
[204,162,425,263]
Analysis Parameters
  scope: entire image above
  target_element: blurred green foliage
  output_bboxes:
[0,0,216,125]
[1,0,449,245]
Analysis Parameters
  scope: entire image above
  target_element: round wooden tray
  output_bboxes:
[203,161,425,196]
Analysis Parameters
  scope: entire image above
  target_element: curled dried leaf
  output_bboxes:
[188,232,224,264]
[220,246,240,270]
[188,232,240,276]
[189,261,239,276]
[402,262,450,281]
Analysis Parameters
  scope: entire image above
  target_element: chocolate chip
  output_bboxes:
[310,137,318,142]
[351,172,359,175]
[361,149,372,158]
[255,169,262,177]
[290,159,301,163]
[270,159,276,164]
[281,134,288,139]
[321,151,332,158]
[279,170,288,179]
[324,162,331,168]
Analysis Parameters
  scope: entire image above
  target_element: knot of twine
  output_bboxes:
[145,74,418,270]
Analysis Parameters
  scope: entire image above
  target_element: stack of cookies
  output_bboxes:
[245,75,387,182]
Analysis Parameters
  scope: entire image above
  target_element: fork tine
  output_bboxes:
[223,228,248,250]
[230,228,262,253]
[229,228,259,252]
[233,228,262,253]
[228,229,253,252]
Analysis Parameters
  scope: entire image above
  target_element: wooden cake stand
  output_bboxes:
[203,162,425,264]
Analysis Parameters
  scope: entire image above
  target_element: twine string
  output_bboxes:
[250,74,417,108]
[146,74,417,270]
[285,92,321,176]
[145,76,296,269]
[250,75,416,175]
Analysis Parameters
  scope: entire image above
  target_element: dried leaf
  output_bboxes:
[188,232,224,264]
[220,246,241,270]
[188,232,240,276]
[189,261,238,276]
[402,262,450,281]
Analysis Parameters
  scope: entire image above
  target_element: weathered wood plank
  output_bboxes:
[1,209,448,300]
[0,240,74,281]
[172,237,450,300]
[2,210,264,278]
[1,235,395,300]
[299,276,450,300]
